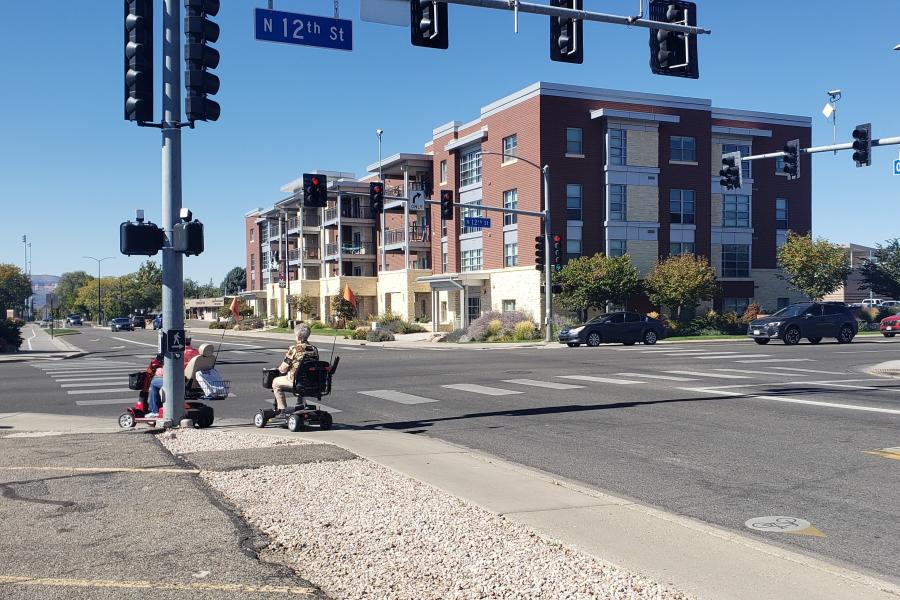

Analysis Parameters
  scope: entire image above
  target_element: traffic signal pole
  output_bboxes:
[740,135,900,162]
[542,165,553,343]
[161,0,185,427]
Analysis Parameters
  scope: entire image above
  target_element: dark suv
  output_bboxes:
[559,312,667,347]
[747,302,857,346]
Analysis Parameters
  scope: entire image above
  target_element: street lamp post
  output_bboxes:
[376,129,385,273]
[84,256,113,325]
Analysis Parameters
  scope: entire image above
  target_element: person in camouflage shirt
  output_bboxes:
[271,323,317,413]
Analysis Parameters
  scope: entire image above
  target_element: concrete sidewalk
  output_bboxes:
[869,359,900,378]
[0,324,85,363]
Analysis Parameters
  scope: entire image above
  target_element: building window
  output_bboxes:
[461,249,483,272]
[566,184,582,221]
[459,148,482,187]
[776,198,788,230]
[567,238,582,260]
[467,295,482,324]
[503,189,518,225]
[777,297,790,310]
[504,242,518,267]
[609,240,626,257]
[609,128,626,166]
[723,143,751,179]
[566,127,583,155]
[669,189,695,224]
[353,266,363,276]
[442,248,448,273]
[722,244,750,278]
[609,184,626,221]
[250,254,255,269]
[502,134,518,162]
[461,201,484,234]
[441,220,447,238]
[250,229,254,242]
[723,194,750,228]
[440,301,448,322]
[440,160,447,184]
[670,136,696,162]
[722,297,751,315]
[670,242,695,255]
[502,299,516,312]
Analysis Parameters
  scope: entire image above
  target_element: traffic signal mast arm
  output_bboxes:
[739,135,900,162]
[433,0,710,35]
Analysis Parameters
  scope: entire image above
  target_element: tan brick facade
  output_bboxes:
[626,129,659,168]
[627,240,659,276]
[626,186,659,222]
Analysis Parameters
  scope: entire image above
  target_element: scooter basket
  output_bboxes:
[262,368,280,390]
[128,371,146,391]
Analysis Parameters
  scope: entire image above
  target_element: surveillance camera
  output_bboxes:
[179,207,192,221]
[376,129,384,136]
[135,209,145,223]
[827,89,841,96]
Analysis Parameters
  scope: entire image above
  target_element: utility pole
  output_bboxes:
[377,129,385,273]
[160,0,185,427]
[84,256,113,325]
[542,165,553,342]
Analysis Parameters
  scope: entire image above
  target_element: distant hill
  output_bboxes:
[30,274,60,306]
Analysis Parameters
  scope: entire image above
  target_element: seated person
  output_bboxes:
[271,324,317,414]
[147,338,199,417]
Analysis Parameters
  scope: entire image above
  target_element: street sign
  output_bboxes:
[164,329,186,353]
[254,8,353,52]
[410,190,425,210]
[464,217,492,228]
[894,159,900,176]
[360,0,408,26]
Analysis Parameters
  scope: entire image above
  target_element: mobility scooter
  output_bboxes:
[255,347,339,432]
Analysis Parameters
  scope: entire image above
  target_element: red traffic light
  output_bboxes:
[311,177,320,186]
[553,235,562,243]
[374,185,382,193]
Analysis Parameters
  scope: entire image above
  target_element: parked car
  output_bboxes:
[130,315,147,329]
[152,314,162,330]
[880,300,900,310]
[109,317,134,332]
[65,314,83,326]
[747,302,857,346]
[880,314,900,338]
[861,298,885,308]
[559,312,666,347]
[41,316,53,325]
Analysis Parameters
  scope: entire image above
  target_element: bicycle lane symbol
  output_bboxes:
[744,516,826,537]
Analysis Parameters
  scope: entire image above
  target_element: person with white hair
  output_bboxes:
[271,323,316,414]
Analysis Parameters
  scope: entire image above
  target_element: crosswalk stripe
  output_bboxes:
[47,370,139,376]
[309,402,342,414]
[679,387,900,416]
[735,358,814,363]
[66,388,133,395]
[75,398,136,406]
[663,370,750,379]
[557,375,645,385]
[656,351,741,356]
[60,381,127,388]
[697,354,770,360]
[502,379,584,390]
[617,373,699,382]
[358,390,439,404]
[443,383,523,396]
[53,377,128,383]
[713,368,808,377]
[771,366,838,374]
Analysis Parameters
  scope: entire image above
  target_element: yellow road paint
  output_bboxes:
[864,446,900,461]
[788,525,826,538]
[0,466,199,474]
[0,575,315,595]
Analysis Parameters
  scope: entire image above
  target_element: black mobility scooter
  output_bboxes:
[256,347,339,432]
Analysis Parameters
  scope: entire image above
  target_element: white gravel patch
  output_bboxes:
[205,459,695,600]
[156,428,312,455]
[4,431,67,438]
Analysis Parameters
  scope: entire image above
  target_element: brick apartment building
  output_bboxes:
[245,82,812,330]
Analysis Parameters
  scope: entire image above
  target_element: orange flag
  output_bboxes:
[229,297,241,322]
[342,285,357,309]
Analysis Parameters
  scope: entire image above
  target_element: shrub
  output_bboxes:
[348,319,369,330]
[466,310,537,342]
[277,318,289,329]
[513,320,538,341]
[439,328,467,343]
[208,321,227,329]
[400,322,427,334]
[485,319,504,340]
[350,327,369,340]
[309,320,326,329]
[0,319,23,353]
[366,329,395,342]
[742,303,761,323]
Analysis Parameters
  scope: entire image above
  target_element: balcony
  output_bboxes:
[288,247,320,262]
[323,204,375,227]
[324,241,377,261]
[286,213,322,231]
[384,225,430,250]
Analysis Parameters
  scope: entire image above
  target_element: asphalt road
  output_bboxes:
[5,325,900,583]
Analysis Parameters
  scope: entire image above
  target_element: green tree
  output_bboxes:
[861,239,900,299]
[556,254,642,320]
[183,278,202,299]
[55,271,94,314]
[0,264,33,315]
[331,296,356,326]
[645,254,719,320]
[198,278,221,298]
[293,293,317,318]
[131,260,162,311]
[74,277,120,322]
[777,232,850,301]
[221,266,246,295]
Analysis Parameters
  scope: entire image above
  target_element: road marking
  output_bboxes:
[770,367,838,374]
[60,381,127,388]
[309,402,342,414]
[664,370,750,379]
[836,349,900,354]
[75,398,138,406]
[0,575,316,595]
[679,387,900,416]
[735,358,814,363]
[502,379,584,390]
[358,390,439,404]
[110,336,158,347]
[617,372,699,381]
[658,350,742,355]
[66,388,133,395]
[46,369,139,376]
[443,383,523,396]
[864,447,900,461]
[713,368,808,377]
[697,354,770,359]
[190,339,264,349]
[0,466,198,474]
[557,375,645,385]
[25,326,37,350]
[745,516,825,537]
[230,350,249,355]
[53,376,129,383]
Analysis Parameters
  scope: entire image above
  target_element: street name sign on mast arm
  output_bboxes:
[255,8,353,51]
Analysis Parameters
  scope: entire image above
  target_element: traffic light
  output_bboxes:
[852,123,872,167]
[649,0,699,79]
[782,139,800,180]
[120,212,165,257]
[535,236,546,271]
[184,0,221,122]
[552,234,563,272]
[719,151,742,190]
[370,182,385,215]
[303,173,328,208]
[410,0,448,49]
[550,0,583,64]
[124,0,154,122]
[440,190,454,220]
[173,210,204,256]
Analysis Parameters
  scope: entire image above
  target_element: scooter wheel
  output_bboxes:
[287,414,303,433]
[317,411,333,431]
[197,406,214,429]
[254,411,267,428]
[118,412,135,429]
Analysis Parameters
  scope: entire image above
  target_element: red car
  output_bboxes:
[881,315,900,338]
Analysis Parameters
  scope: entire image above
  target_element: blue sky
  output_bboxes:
[1,1,898,281]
